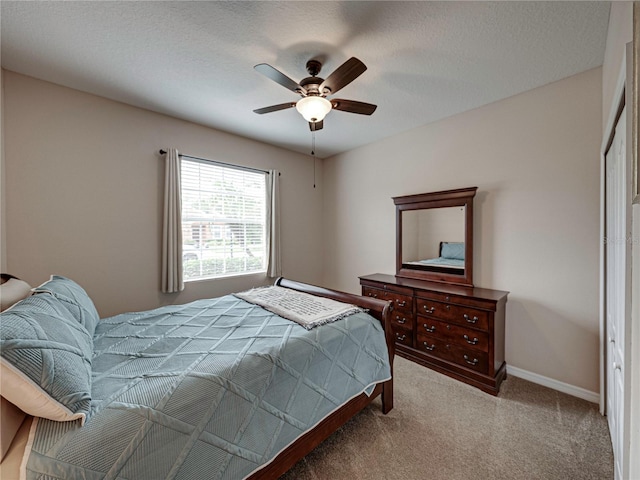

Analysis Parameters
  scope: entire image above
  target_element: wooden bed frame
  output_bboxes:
[247,277,395,479]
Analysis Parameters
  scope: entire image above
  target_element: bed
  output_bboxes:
[0,276,394,480]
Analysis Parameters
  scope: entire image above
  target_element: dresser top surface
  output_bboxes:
[360,273,509,301]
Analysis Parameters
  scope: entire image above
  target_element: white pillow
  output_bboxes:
[0,277,32,311]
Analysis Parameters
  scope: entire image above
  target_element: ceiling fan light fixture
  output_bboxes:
[296,96,331,122]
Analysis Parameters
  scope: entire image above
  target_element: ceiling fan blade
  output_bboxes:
[309,120,324,131]
[319,57,367,95]
[253,102,296,114]
[331,99,377,115]
[254,64,301,93]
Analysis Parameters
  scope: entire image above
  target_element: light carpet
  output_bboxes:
[280,356,613,480]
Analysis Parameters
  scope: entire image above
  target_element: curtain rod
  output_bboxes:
[159,149,270,175]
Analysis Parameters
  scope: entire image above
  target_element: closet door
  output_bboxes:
[605,107,628,480]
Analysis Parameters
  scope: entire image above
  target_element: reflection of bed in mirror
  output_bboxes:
[404,241,465,274]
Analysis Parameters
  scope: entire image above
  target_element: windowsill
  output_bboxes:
[184,270,268,284]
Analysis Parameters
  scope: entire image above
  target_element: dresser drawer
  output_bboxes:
[391,311,414,331]
[362,287,412,314]
[393,329,412,347]
[417,289,498,312]
[416,290,457,304]
[416,298,489,331]
[417,317,488,352]
[416,337,489,374]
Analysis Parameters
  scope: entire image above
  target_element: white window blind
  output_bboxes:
[181,158,267,281]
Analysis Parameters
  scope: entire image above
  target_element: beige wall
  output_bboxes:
[322,67,602,393]
[2,70,323,317]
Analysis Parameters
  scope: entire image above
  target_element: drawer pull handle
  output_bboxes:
[396,317,407,324]
[396,300,407,307]
[368,292,378,298]
[423,342,436,351]
[463,314,479,324]
[463,354,479,366]
[423,323,435,333]
[423,305,435,314]
[463,334,479,345]
[396,333,406,341]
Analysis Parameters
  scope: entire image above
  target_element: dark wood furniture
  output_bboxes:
[360,273,507,395]
[395,187,476,287]
[382,187,508,394]
[247,277,395,479]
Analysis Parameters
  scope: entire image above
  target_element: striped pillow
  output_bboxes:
[0,294,92,425]
[32,275,100,336]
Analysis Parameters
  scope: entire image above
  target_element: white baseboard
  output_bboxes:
[507,365,600,404]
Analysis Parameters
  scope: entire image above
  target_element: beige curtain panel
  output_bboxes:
[266,170,281,278]
[162,148,184,293]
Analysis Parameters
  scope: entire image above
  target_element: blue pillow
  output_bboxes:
[0,294,93,424]
[441,242,465,260]
[32,275,100,336]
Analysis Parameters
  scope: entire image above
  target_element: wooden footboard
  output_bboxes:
[246,278,395,479]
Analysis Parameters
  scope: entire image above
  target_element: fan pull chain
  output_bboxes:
[311,132,316,189]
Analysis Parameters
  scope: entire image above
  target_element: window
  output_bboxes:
[181,158,267,281]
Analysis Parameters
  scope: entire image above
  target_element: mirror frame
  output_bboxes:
[394,186,477,287]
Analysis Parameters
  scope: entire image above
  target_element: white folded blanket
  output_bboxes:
[235,286,363,330]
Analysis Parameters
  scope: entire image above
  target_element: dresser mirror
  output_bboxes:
[394,187,477,287]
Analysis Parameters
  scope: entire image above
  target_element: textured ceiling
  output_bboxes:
[1,1,610,158]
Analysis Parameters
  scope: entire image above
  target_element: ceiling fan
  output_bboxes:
[253,57,377,131]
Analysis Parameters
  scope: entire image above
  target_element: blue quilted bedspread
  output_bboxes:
[416,257,464,268]
[25,295,391,479]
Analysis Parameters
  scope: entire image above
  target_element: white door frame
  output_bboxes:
[600,42,635,480]
[600,41,627,414]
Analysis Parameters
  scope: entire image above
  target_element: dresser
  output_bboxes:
[360,273,508,395]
